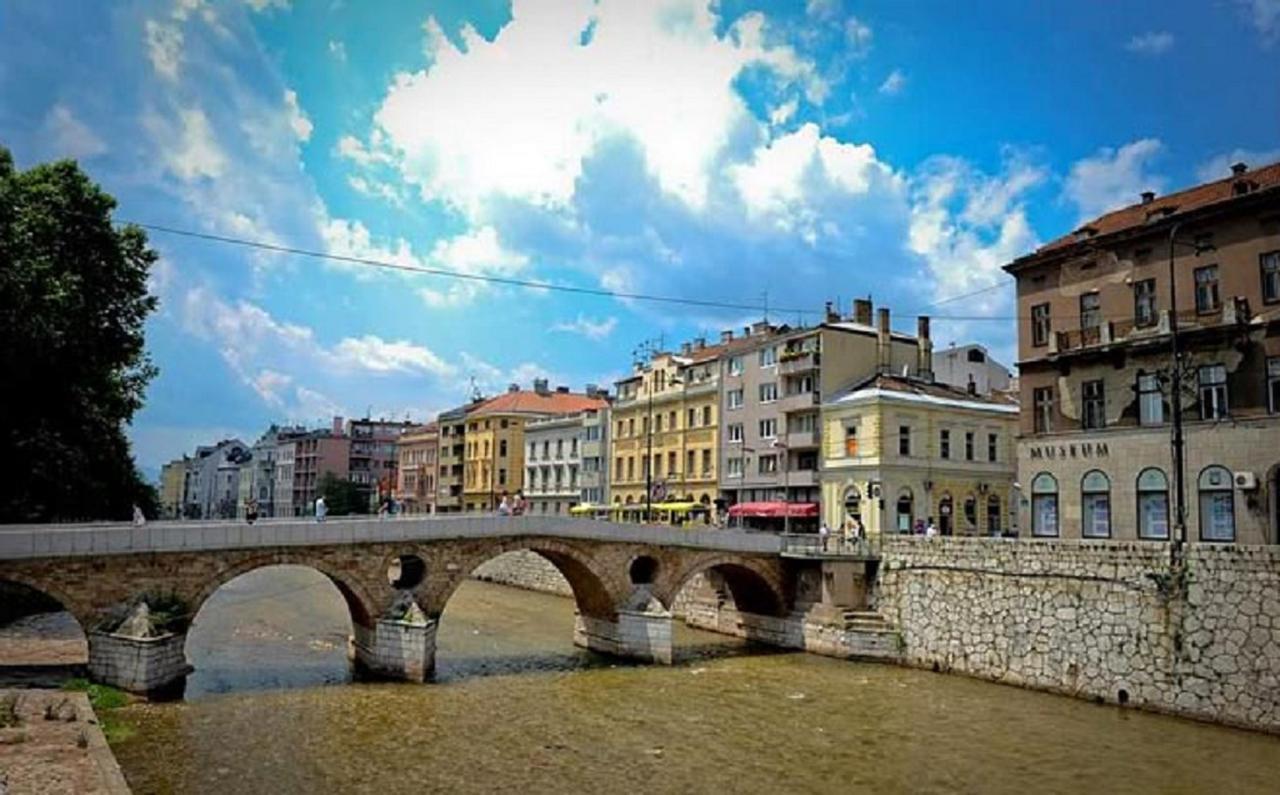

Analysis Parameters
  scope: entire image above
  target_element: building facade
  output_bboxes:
[611,343,725,509]
[931,344,1013,396]
[1004,160,1280,544]
[578,405,610,507]
[718,302,926,508]
[395,423,439,514]
[463,382,607,512]
[292,428,350,517]
[185,439,248,519]
[524,414,583,515]
[434,404,470,513]
[820,374,1019,536]
[159,457,188,519]
[348,418,415,510]
[236,425,305,518]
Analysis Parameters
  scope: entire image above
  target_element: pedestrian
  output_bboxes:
[378,498,389,520]
[513,490,526,516]
[498,493,512,516]
[245,497,258,525]
[926,519,938,537]
[819,521,831,552]
[132,504,146,527]
[315,495,327,523]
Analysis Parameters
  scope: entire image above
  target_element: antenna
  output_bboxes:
[469,376,483,402]
[761,289,769,323]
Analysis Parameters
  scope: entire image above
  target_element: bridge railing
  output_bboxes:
[780,533,879,559]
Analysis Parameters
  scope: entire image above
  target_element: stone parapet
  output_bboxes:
[352,619,438,682]
[87,630,191,695]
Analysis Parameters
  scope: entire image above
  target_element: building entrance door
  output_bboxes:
[939,495,953,535]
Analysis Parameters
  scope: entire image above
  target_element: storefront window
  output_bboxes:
[1137,468,1169,540]
[1198,466,1235,542]
[1081,470,1111,538]
[896,491,913,532]
[1031,473,1058,537]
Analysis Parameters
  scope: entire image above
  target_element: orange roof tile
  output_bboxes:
[470,390,608,417]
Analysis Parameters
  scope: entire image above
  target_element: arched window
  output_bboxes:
[1137,468,1169,540]
[1031,473,1059,537]
[1198,466,1235,542]
[963,494,978,530]
[843,487,862,523]
[986,494,1001,535]
[1081,470,1111,538]
[896,490,913,533]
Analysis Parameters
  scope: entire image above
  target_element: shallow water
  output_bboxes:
[99,566,1280,794]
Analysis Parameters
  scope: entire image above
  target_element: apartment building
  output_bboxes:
[611,341,727,509]
[931,344,1013,396]
[236,425,306,519]
[718,301,923,509]
[159,457,188,519]
[1004,160,1280,544]
[291,424,350,517]
[435,404,471,513]
[185,438,248,519]
[463,381,607,512]
[348,418,415,509]
[578,405,611,508]
[395,423,438,514]
[524,414,583,515]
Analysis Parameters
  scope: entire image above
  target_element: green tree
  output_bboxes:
[318,473,368,517]
[0,147,159,522]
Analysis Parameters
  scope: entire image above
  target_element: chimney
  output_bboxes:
[695,337,706,350]
[720,329,734,344]
[556,385,569,394]
[508,383,520,393]
[916,315,934,382]
[681,341,693,355]
[332,416,344,435]
[743,326,751,337]
[967,373,977,396]
[585,383,599,398]
[854,298,873,326]
[1231,162,1248,176]
[876,307,891,374]
[824,301,840,323]
[1140,190,1155,204]
[533,378,550,395]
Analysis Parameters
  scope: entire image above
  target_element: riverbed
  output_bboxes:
[23,565,1280,793]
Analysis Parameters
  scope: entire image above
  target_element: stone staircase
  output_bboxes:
[836,609,902,660]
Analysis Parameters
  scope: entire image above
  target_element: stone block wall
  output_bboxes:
[471,551,574,597]
[876,536,1280,734]
[87,631,191,694]
[352,619,437,682]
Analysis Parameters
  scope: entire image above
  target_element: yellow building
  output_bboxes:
[820,373,1019,537]
[159,457,188,519]
[463,382,607,512]
[611,343,726,509]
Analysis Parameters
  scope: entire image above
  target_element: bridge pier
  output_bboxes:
[574,609,673,664]
[351,619,438,682]
[87,630,192,696]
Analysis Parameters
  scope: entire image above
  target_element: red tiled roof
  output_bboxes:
[470,390,607,417]
[1031,160,1280,259]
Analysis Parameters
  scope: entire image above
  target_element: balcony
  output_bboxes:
[783,430,818,449]
[1049,299,1252,357]
[776,391,821,412]
[779,350,820,374]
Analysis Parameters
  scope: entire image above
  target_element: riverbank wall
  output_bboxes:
[468,541,1280,735]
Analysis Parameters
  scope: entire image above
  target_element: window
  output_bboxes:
[986,495,1001,534]
[1198,466,1235,542]
[1137,468,1170,540]
[702,405,712,426]
[1031,473,1059,537]
[686,450,696,477]
[654,415,663,433]
[626,457,634,481]
[628,418,635,437]
[789,413,817,434]
[759,382,778,402]
[964,431,975,461]
[728,389,744,409]
[987,433,998,462]
[1082,379,1106,429]
[1194,265,1220,314]
[1031,303,1051,347]
[1263,251,1280,304]
[727,457,744,477]
[759,347,777,367]
[728,423,744,443]
[668,411,677,429]
[963,495,977,529]
[1269,358,1280,414]
[1081,470,1111,538]
[500,419,509,429]
[1080,292,1101,330]
[1033,387,1054,433]
[499,439,508,457]
[498,468,507,486]
[758,454,778,474]
[940,429,950,459]
[1138,373,1164,425]
[617,420,624,438]
[701,449,711,475]
[844,424,859,457]
[668,451,677,475]
[896,491,913,532]
[653,454,662,477]
[1198,364,1228,420]
[759,418,777,438]
[687,408,697,428]
[729,356,744,375]
[1134,279,1157,327]
[898,425,911,456]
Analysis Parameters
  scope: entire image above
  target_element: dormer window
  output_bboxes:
[1073,225,1098,241]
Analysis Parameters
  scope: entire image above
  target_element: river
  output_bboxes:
[41,565,1280,793]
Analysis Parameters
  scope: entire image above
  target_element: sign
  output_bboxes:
[1028,441,1109,460]
[650,481,668,501]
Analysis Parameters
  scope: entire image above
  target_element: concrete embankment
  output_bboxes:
[0,689,131,795]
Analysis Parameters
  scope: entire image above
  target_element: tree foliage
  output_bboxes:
[318,473,368,516]
[0,147,159,521]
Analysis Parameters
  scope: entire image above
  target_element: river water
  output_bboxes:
[80,565,1280,793]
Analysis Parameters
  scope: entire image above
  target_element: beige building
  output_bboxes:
[434,403,473,513]
[159,457,188,519]
[1005,159,1280,544]
[395,423,438,514]
[821,373,1019,536]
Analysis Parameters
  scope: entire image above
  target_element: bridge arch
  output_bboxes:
[188,553,379,631]
[0,577,91,669]
[655,555,788,618]
[0,573,93,631]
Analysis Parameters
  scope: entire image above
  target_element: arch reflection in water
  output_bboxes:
[0,579,88,686]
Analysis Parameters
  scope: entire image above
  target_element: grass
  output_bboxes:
[62,679,134,743]
[0,692,18,728]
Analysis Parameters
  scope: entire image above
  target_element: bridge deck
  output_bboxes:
[0,516,784,560]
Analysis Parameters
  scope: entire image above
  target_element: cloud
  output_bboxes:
[805,0,841,20]
[244,0,290,12]
[144,19,183,81]
[1237,0,1280,42]
[1125,31,1174,55]
[331,336,455,377]
[879,68,907,96]
[1195,147,1280,182]
[367,0,822,214]
[328,39,347,62]
[145,106,227,181]
[347,175,404,206]
[249,369,293,406]
[550,315,619,340]
[283,89,312,142]
[1063,138,1165,221]
[43,104,107,159]
[845,17,873,57]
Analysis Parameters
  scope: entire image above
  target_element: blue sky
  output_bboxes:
[1,0,1277,478]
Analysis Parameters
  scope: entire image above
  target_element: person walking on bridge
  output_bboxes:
[315,495,327,523]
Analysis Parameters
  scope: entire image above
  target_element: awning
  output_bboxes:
[727,501,819,518]
[569,504,609,515]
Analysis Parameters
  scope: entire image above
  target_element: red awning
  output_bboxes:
[727,501,819,518]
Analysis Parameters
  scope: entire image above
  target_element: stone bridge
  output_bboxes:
[0,516,801,694]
